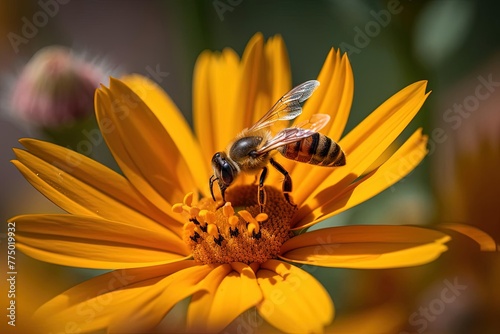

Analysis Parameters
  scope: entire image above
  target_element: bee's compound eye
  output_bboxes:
[220,162,234,185]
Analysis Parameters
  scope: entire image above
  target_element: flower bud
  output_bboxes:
[9,46,108,127]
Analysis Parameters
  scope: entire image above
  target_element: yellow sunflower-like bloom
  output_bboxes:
[10,33,450,333]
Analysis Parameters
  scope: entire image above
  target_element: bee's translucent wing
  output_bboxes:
[248,80,320,132]
[255,114,330,155]
[292,113,330,132]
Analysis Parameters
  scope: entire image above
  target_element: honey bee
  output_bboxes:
[209,80,346,211]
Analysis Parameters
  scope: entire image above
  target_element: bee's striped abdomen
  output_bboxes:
[277,133,346,167]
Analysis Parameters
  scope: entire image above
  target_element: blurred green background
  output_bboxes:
[1,0,499,333]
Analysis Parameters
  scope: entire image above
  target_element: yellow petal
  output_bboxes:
[264,35,291,115]
[13,141,182,235]
[187,263,262,333]
[439,223,498,251]
[294,81,430,207]
[310,48,353,142]
[120,74,209,197]
[186,264,232,330]
[95,79,195,211]
[251,34,292,126]
[108,264,214,333]
[362,140,400,175]
[194,48,241,164]
[294,128,428,229]
[288,49,354,180]
[256,260,333,333]
[33,261,199,333]
[236,33,291,128]
[280,225,450,269]
[238,32,265,130]
[11,214,189,269]
[193,50,215,160]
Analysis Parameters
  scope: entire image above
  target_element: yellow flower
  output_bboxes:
[10,33,450,333]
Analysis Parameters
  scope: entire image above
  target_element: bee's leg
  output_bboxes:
[209,175,218,202]
[258,167,268,212]
[210,176,227,209]
[216,186,227,210]
[269,158,294,205]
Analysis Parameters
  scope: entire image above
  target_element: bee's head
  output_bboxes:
[209,152,237,201]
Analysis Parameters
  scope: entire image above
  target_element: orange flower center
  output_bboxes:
[173,185,296,264]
